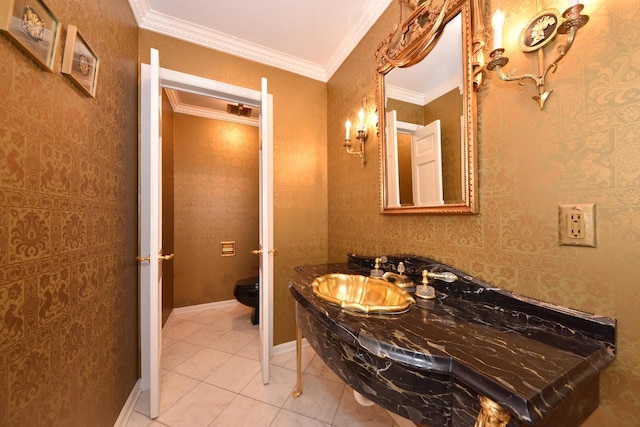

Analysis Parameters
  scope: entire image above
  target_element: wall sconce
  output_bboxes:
[344,98,368,166]
[486,0,589,109]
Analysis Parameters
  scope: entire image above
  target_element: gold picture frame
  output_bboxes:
[61,24,99,97]
[0,0,61,71]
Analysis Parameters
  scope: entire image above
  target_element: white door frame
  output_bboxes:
[140,54,274,418]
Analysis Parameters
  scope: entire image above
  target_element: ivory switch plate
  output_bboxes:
[558,203,596,247]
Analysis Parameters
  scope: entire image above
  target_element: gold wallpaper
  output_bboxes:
[162,90,175,325]
[328,0,640,425]
[172,114,259,306]
[397,133,413,204]
[0,0,139,425]
[138,31,329,345]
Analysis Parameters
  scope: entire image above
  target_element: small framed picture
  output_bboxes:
[0,0,61,71]
[61,24,99,98]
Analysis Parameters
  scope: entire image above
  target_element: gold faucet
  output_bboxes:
[415,269,458,300]
[382,262,414,288]
[370,256,387,278]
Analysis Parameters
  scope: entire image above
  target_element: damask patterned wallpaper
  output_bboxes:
[328,0,640,424]
[162,90,175,325]
[0,0,139,425]
[172,114,260,306]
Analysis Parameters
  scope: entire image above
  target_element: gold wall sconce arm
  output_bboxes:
[486,3,589,110]
[343,97,368,167]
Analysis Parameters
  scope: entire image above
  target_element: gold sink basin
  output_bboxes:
[311,273,415,314]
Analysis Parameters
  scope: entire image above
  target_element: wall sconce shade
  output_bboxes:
[487,2,589,109]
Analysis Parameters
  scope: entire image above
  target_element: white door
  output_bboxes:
[411,119,444,206]
[139,48,164,418]
[259,78,274,383]
[385,110,400,208]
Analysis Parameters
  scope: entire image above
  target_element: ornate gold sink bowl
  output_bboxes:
[311,273,415,314]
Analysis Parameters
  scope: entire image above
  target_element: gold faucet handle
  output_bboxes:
[428,271,458,283]
[397,261,406,275]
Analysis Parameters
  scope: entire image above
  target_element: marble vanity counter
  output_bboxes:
[289,254,616,426]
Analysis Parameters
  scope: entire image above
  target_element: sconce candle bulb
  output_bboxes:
[358,108,365,131]
[491,10,504,50]
[343,108,367,167]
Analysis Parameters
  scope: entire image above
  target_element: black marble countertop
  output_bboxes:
[288,254,616,425]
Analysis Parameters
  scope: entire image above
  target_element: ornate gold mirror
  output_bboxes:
[376,0,484,214]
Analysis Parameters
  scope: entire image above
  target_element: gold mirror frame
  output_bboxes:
[376,0,485,214]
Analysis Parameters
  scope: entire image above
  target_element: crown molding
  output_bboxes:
[128,0,392,82]
[127,0,149,26]
[141,8,328,81]
[423,75,462,104]
[165,89,259,127]
[324,0,394,78]
[387,75,462,106]
[385,84,425,106]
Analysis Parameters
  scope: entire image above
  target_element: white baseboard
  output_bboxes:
[272,337,310,357]
[173,299,240,315]
[114,379,141,427]
[163,309,176,337]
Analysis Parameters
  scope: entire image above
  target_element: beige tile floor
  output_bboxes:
[127,302,402,427]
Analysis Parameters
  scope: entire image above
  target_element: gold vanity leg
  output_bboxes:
[292,323,303,398]
[474,395,512,427]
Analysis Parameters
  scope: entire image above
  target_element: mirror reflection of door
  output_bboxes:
[411,120,443,206]
[388,111,445,207]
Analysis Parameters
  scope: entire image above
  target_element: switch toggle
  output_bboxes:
[558,204,596,247]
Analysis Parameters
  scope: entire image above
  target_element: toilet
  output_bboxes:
[233,277,259,325]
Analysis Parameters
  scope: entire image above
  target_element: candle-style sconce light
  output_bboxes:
[487,0,589,109]
[344,97,368,166]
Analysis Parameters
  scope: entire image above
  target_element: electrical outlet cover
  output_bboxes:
[558,203,596,247]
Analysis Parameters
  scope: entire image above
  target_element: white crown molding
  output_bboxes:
[423,75,462,104]
[387,75,462,106]
[127,0,149,26]
[386,84,425,105]
[165,89,259,127]
[324,0,394,78]
[143,9,328,81]
[128,0,392,82]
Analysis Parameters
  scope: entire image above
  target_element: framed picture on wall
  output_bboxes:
[61,24,99,98]
[0,0,61,71]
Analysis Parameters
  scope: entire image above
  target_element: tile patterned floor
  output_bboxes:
[127,303,402,427]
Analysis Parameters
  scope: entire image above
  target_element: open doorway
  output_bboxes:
[140,52,273,417]
[160,89,260,325]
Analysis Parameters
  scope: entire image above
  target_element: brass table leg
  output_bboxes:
[292,323,302,398]
[474,395,512,427]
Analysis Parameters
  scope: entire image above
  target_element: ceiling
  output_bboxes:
[129,0,462,118]
[128,0,393,82]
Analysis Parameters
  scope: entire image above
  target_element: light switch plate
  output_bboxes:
[558,203,596,247]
